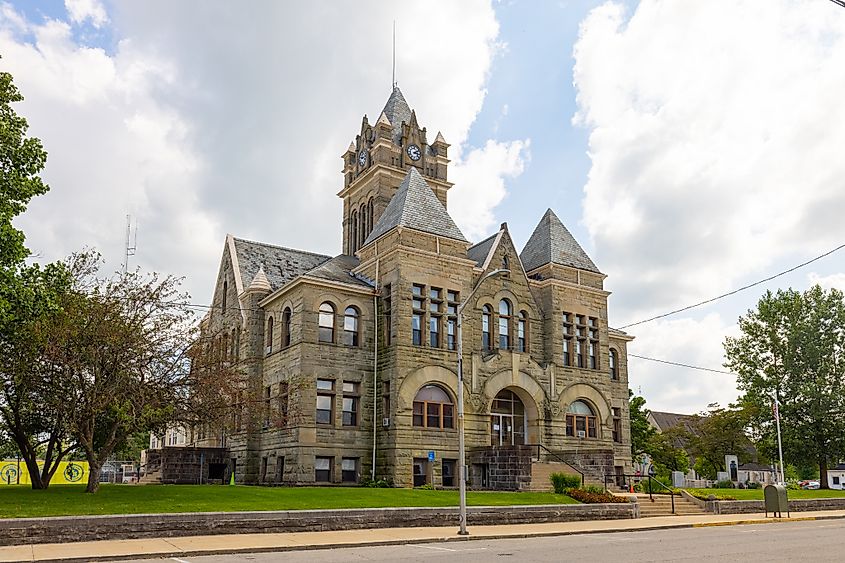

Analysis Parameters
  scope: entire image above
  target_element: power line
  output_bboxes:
[618,242,845,329]
[629,353,735,375]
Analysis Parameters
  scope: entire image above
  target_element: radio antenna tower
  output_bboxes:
[123,214,137,274]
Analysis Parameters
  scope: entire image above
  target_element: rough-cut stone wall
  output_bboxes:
[0,504,637,546]
[468,445,535,491]
[145,447,230,484]
[707,497,845,514]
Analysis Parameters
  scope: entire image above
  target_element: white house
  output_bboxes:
[828,463,845,490]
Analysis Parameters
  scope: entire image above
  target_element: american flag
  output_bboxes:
[772,399,780,421]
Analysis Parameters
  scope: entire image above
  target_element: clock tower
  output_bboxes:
[339,87,452,255]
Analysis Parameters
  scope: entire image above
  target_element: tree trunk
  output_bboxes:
[85,459,101,493]
[819,457,829,489]
[21,456,45,490]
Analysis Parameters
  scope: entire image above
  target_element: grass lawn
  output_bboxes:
[686,488,845,501]
[0,484,578,518]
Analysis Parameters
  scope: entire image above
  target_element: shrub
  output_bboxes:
[359,477,392,488]
[715,480,735,489]
[550,472,582,494]
[566,488,629,504]
[746,482,761,489]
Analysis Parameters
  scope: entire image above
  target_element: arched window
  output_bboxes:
[609,349,618,380]
[265,316,274,354]
[318,302,335,343]
[343,306,359,346]
[281,307,292,348]
[498,299,512,350]
[222,281,228,313]
[351,211,358,253]
[482,305,492,352]
[412,385,454,429]
[517,311,528,353]
[359,204,367,247]
[367,197,374,236]
[566,400,597,439]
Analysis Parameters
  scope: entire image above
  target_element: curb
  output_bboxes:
[23,513,845,563]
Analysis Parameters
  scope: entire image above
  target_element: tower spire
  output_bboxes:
[392,20,396,89]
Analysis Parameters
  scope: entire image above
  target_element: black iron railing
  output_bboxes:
[527,444,585,487]
[604,472,676,514]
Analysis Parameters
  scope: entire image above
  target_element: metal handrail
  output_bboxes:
[604,473,676,514]
[527,444,585,487]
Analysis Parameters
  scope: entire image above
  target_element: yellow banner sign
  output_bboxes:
[0,461,89,485]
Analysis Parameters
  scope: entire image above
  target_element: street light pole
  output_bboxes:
[456,268,509,536]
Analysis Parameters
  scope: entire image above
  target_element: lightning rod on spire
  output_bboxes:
[392,20,396,89]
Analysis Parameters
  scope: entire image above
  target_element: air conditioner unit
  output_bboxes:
[577,430,586,439]
[382,417,390,427]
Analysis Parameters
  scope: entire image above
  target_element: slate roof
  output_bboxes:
[649,411,697,433]
[520,209,601,274]
[467,232,499,267]
[232,237,331,292]
[304,255,373,288]
[381,86,412,143]
[364,168,467,245]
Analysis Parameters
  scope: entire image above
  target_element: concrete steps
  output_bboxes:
[528,461,603,491]
[634,493,707,517]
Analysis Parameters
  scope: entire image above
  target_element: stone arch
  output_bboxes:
[482,370,546,444]
[558,382,611,425]
[397,365,459,412]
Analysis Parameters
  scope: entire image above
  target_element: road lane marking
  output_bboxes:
[171,558,191,563]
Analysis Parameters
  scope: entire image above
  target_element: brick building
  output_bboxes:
[195,87,634,488]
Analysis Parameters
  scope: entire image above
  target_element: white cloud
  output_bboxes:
[573,0,845,324]
[450,139,530,241]
[807,271,845,292]
[64,0,108,28]
[1,1,519,304]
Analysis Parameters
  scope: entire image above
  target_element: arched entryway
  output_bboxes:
[490,389,527,446]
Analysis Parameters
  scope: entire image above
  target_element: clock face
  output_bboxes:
[358,150,367,167]
[407,144,421,161]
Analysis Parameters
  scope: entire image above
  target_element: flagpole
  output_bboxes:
[774,395,785,484]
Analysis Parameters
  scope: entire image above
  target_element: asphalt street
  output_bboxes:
[117,518,844,562]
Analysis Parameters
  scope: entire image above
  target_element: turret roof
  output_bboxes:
[380,86,412,143]
[520,209,601,274]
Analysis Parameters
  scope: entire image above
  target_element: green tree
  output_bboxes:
[682,404,753,479]
[725,286,845,488]
[647,430,690,475]
[629,390,656,457]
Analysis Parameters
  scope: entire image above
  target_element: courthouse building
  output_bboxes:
[194,87,634,489]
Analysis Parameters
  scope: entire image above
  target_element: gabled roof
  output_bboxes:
[304,255,374,288]
[381,86,412,143]
[364,168,467,245]
[231,237,331,293]
[648,411,697,433]
[520,209,601,274]
[467,232,498,267]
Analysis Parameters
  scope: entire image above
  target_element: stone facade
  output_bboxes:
[193,86,634,488]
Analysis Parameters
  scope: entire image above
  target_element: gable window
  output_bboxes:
[517,311,528,353]
[609,349,618,380]
[566,400,597,439]
[498,299,512,350]
[265,317,274,354]
[482,305,492,352]
[318,302,335,343]
[343,306,360,346]
[281,307,292,348]
[412,385,454,429]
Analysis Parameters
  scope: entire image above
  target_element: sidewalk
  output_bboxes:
[4,509,845,562]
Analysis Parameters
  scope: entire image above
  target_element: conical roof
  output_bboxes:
[381,86,412,143]
[364,168,467,245]
[520,209,601,274]
[246,266,272,292]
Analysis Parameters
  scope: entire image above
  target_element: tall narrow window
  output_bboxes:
[412,285,424,346]
[316,379,334,425]
[429,289,441,348]
[318,302,335,343]
[222,281,227,313]
[342,381,359,426]
[447,318,456,351]
[265,317,274,354]
[612,407,622,443]
[343,306,359,346]
[482,305,492,352]
[412,314,423,346]
[382,284,392,346]
[498,299,512,350]
[517,311,528,353]
[351,210,358,253]
[278,382,289,427]
[609,349,618,380]
[359,203,366,248]
[589,317,599,369]
[367,197,374,237]
[263,386,271,429]
[281,307,292,348]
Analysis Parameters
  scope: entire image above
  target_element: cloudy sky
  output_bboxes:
[2,0,844,414]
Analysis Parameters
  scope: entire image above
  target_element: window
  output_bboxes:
[342,458,358,483]
[412,385,454,429]
[367,198,374,238]
[609,349,618,380]
[383,284,392,346]
[442,459,456,487]
[612,407,622,443]
[316,379,334,425]
[412,313,423,346]
[342,381,359,426]
[575,339,584,368]
[412,284,425,346]
[482,305,492,352]
[446,291,458,351]
[318,302,335,343]
[222,281,227,313]
[566,400,597,439]
[517,311,528,353]
[413,458,429,487]
[498,299,512,350]
[315,456,332,482]
[589,341,597,369]
[281,307,292,348]
[350,210,358,254]
[278,382,289,427]
[382,380,391,421]
[263,386,271,429]
[343,306,359,346]
[447,318,456,351]
[563,313,573,366]
[589,317,599,369]
[265,316,274,354]
[429,315,440,347]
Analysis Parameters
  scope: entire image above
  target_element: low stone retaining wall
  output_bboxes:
[705,497,845,514]
[0,503,636,546]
